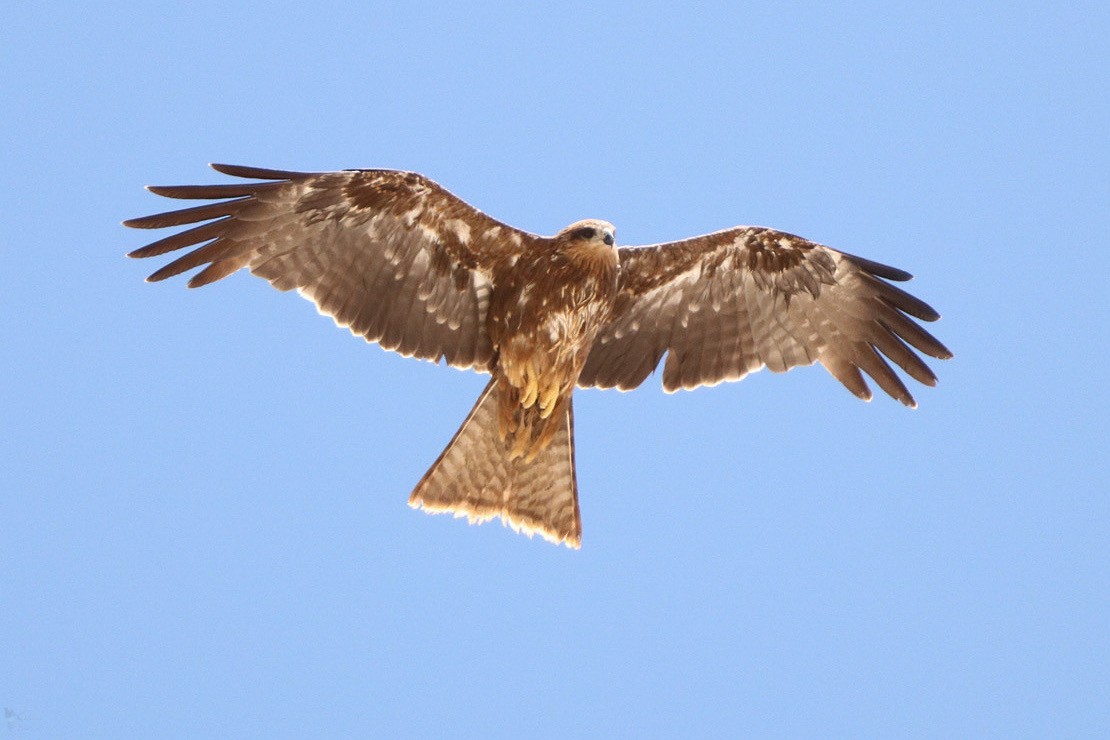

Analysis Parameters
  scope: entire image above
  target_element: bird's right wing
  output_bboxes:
[126,164,541,371]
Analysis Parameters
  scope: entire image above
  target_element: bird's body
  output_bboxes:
[488,220,619,459]
[409,220,620,544]
[127,164,951,548]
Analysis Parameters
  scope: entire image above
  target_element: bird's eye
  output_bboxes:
[576,227,596,240]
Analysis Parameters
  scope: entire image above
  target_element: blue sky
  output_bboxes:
[3,2,1108,737]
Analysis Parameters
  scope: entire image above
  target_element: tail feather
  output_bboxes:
[408,378,582,548]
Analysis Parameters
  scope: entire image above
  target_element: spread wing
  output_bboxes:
[126,164,539,371]
[578,227,952,407]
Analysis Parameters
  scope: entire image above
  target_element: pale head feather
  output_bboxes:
[556,219,616,246]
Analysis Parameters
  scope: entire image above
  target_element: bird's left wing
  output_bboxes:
[127,164,540,371]
[578,227,952,406]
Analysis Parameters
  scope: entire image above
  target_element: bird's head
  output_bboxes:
[557,219,616,248]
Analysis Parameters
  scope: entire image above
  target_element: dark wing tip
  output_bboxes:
[144,184,192,197]
[144,260,186,283]
[916,305,941,322]
[888,296,940,323]
[208,163,305,180]
[841,251,914,282]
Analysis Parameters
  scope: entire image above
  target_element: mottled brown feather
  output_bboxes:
[579,226,951,406]
[126,164,540,372]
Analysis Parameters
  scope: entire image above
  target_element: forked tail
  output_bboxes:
[408,378,582,548]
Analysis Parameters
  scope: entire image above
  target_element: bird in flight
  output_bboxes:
[126,164,951,548]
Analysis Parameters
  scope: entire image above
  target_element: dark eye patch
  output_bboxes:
[571,227,596,240]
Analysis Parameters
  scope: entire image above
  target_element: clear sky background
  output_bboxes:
[3,2,1108,737]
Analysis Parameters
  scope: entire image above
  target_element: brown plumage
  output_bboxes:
[126,164,952,548]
